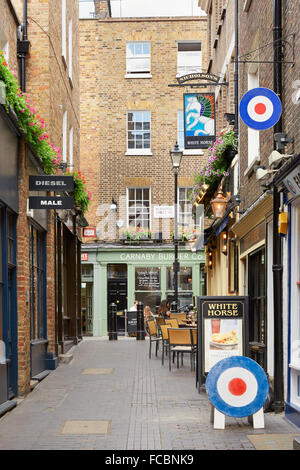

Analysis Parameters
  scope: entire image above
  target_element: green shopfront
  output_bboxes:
[81,244,205,336]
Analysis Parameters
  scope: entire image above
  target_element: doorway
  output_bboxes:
[248,247,267,371]
[107,264,127,334]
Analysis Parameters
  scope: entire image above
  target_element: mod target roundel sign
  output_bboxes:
[206,356,269,418]
[239,87,282,130]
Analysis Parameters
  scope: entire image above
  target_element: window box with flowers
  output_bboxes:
[190,126,238,207]
[120,227,152,244]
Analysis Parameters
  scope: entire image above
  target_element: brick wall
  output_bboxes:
[238,0,274,210]
[80,16,208,241]
[282,0,300,156]
[8,0,80,395]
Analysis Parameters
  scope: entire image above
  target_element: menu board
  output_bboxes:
[135,268,160,291]
[197,296,249,388]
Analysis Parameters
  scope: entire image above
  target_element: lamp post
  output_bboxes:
[170,142,183,307]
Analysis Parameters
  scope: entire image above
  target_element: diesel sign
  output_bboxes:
[29,175,74,191]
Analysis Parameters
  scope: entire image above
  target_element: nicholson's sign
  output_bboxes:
[29,196,74,210]
[29,175,74,191]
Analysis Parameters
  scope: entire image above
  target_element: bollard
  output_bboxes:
[136,301,145,340]
[170,301,178,314]
[108,302,118,340]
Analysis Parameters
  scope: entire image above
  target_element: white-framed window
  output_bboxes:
[62,110,67,163]
[68,18,73,80]
[127,111,151,151]
[178,187,194,229]
[248,66,260,166]
[68,126,73,169]
[62,0,66,60]
[126,42,151,75]
[177,41,202,77]
[127,188,151,230]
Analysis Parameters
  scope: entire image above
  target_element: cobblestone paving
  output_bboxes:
[0,337,298,450]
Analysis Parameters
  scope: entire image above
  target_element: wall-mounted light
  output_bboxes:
[222,231,228,255]
[110,197,117,211]
[211,186,228,219]
[207,248,213,269]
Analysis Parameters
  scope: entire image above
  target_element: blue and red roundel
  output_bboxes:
[206,356,269,418]
[239,87,282,131]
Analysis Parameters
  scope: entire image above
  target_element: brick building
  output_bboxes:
[198,0,239,299]
[0,0,84,413]
[198,0,300,432]
[79,1,208,336]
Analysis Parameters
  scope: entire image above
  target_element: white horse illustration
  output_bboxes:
[186,96,214,136]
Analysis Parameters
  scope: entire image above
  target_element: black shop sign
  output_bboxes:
[29,196,74,210]
[29,175,74,191]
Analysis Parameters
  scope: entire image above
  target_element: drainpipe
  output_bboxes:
[17,0,30,92]
[234,0,239,137]
[272,0,284,413]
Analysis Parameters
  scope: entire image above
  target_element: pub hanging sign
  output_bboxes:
[184,93,216,149]
[197,296,249,386]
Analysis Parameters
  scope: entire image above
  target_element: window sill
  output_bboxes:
[125,150,152,156]
[183,149,204,156]
[125,73,152,79]
[244,156,260,178]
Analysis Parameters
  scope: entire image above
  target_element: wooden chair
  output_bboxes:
[146,320,161,359]
[165,319,179,328]
[160,324,171,366]
[156,317,165,328]
[190,328,197,371]
[167,328,194,371]
[169,313,187,325]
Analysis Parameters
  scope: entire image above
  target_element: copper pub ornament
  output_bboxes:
[211,186,228,219]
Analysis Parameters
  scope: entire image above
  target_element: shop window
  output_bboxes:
[30,226,46,340]
[177,41,202,77]
[135,267,161,313]
[127,111,151,151]
[127,187,150,230]
[126,42,151,75]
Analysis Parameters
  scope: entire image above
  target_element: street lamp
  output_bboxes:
[170,142,183,307]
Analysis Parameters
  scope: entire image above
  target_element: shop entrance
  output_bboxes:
[248,247,267,371]
[107,265,127,334]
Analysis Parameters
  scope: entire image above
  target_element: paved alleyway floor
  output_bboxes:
[0,337,299,451]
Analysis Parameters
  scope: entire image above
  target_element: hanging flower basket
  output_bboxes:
[190,126,238,206]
